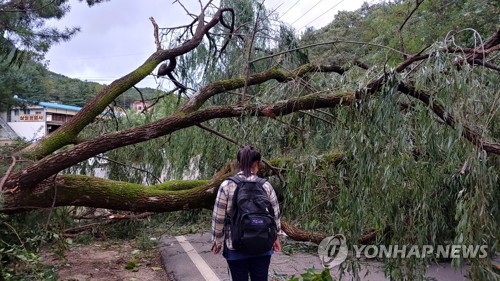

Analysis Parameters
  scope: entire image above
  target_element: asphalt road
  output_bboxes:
[158,232,494,281]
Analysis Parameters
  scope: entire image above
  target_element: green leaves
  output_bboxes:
[124,249,142,272]
[124,258,140,272]
[289,268,335,281]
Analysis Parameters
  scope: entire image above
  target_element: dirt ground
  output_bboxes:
[41,241,172,281]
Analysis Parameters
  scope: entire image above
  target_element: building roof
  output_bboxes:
[13,96,82,111]
[38,101,82,111]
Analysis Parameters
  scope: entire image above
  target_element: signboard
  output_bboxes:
[19,114,44,122]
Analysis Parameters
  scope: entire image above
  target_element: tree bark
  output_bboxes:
[281,221,389,245]
[2,175,222,214]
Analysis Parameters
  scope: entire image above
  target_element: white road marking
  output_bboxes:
[175,235,221,281]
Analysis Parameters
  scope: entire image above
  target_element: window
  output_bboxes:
[14,109,19,116]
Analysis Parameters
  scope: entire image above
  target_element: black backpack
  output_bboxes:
[226,176,277,254]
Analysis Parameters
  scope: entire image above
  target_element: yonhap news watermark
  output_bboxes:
[318,235,348,268]
[318,234,489,268]
[352,244,489,259]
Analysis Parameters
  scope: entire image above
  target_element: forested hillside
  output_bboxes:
[302,0,498,64]
[0,61,162,110]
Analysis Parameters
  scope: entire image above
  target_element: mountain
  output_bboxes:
[0,60,164,110]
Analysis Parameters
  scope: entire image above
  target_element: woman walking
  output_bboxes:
[212,145,282,281]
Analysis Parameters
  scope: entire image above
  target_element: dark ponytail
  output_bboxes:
[237,145,262,177]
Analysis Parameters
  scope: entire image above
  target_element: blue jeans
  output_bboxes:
[227,255,272,281]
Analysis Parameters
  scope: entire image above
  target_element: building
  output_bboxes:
[0,96,81,144]
[131,100,151,112]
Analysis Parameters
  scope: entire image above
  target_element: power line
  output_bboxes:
[49,51,150,61]
[279,0,301,19]
[69,76,157,80]
[289,0,325,25]
[299,0,346,30]
[290,0,327,25]
[269,1,285,14]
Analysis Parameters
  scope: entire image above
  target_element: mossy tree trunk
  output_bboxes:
[3,175,219,214]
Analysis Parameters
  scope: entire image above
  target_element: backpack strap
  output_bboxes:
[226,176,242,225]
[227,176,243,204]
[227,176,242,185]
[228,176,267,188]
[253,177,275,218]
[255,177,267,186]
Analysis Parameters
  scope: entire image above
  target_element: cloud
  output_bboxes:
[45,0,367,89]
[46,0,196,87]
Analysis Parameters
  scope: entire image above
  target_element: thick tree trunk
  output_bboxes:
[4,91,354,191]
[2,163,234,214]
[2,152,347,213]
[2,175,219,214]
[3,172,388,245]
[282,221,390,245]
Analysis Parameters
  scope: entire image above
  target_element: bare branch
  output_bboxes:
[242,8,262,102]
[95,156,162,184]
[105,103,121,131]
[44,174,59,230]
[143,90,176,109]
[452,29,500,69]
[398,0,424,59]
[149,17,161,51]
[314,109,336,119]
[353,59,370,70]
[173,0,197,18]
[459,160,469,175]
[132,86,150,114]
[217,9,236,59]
[268,115,306,134]
[299,110,335,126]
[470,59,500,72]
[196,123,239,145]
[63,212,155,235]
[162,17,199,31]
[251,39,409,64]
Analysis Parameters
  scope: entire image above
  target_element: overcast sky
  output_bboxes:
[45,0,368,89]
